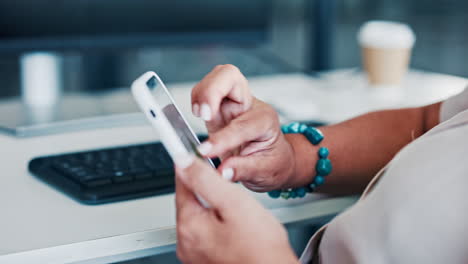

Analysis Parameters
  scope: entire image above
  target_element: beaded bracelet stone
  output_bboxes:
[267,122,332,199]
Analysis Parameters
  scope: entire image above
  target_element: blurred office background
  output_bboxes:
[1,0,467,262]
[1,0,468,99]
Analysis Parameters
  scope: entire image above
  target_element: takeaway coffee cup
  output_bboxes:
[358,21,415,87]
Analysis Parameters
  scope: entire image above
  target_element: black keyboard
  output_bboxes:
[28,135,216,205]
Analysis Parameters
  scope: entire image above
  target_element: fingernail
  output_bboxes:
[197,142,212,156]
[200,103,211,121]
[222,168,234,181]
[174,153,195,170]
[192,103,200,117]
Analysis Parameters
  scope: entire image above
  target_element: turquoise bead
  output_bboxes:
[281,125,289,134]
[290,190,297,198]
[314,175,325,186]
[299,124,308,133]
[304,127,324,145]
[316,158,332,176]
[268,190,281,199]
[280,192,290,199]
[289,122,301,133]
[318,147,329,159]
[296,187,306,198]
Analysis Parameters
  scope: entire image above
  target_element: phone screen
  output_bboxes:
[146,75,207,161]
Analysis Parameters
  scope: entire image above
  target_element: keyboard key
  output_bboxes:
[112,171,133,183]
[133,169,154,180]
[84,178,112,188]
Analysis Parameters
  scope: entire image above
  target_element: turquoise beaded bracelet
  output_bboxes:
[268,123,332,199]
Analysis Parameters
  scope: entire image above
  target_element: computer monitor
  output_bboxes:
[0,0,270,52]
[0,0,273,136]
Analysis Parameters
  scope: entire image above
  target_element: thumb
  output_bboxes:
[176,156,243,212]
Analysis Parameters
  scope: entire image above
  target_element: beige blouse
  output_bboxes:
[300,109,468,264]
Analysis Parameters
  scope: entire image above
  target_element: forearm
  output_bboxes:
[286,102,441,195]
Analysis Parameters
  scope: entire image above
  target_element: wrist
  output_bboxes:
[284,133,319,188]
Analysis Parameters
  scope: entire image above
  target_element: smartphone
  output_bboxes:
[131,71,213,207]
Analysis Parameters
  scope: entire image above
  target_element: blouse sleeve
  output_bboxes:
[299,225,328,264]
[299,165,389,264]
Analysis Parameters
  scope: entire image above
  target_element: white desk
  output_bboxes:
[0,69,465,264]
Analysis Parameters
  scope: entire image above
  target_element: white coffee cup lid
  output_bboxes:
[358,20,415,49]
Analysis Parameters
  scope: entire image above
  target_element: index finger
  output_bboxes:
[198,100,279,158]
[191,64,252,121]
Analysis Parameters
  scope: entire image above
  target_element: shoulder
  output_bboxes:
[320,121,468,263]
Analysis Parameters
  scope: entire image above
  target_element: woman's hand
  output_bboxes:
[175,156,298,264]
[191,64,297,191]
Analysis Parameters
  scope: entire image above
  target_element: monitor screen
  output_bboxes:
[0,0,271,52]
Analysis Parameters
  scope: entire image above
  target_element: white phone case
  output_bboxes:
[131,71,210,207]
